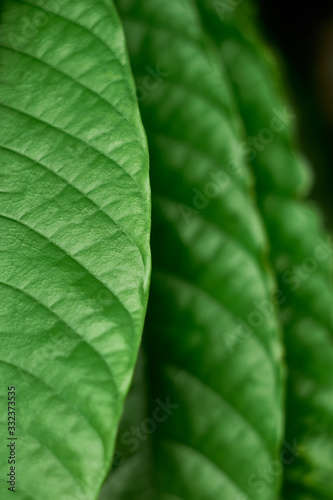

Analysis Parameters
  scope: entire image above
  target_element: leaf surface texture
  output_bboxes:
[0,1,150,498]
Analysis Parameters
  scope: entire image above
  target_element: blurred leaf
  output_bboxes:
[196,1,333,498]
[100,0,284,499]
[0,1,150,498]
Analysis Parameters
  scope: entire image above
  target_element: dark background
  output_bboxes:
[257,0,333,228]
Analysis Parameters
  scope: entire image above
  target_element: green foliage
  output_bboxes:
[196,1,333,498]
[0,0,332,499]
[0,1,150,499]
[101,0,284,498]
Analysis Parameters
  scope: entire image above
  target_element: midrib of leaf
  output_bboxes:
[0,1,150,499]
[101,0,284,499]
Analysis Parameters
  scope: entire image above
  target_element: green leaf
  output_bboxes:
[101,0,284,498]
[195,1,333,498]
[0,1,150,499]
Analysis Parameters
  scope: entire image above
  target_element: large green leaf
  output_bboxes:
[0,1,150,499]
[101,0,284,498]
[196,1,333,498]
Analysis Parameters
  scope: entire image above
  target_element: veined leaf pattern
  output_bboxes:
[196,1,333,497]
[0,1,150,499]
[101,0,284,498]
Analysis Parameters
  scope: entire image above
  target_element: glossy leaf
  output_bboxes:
[0,1,150,499]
